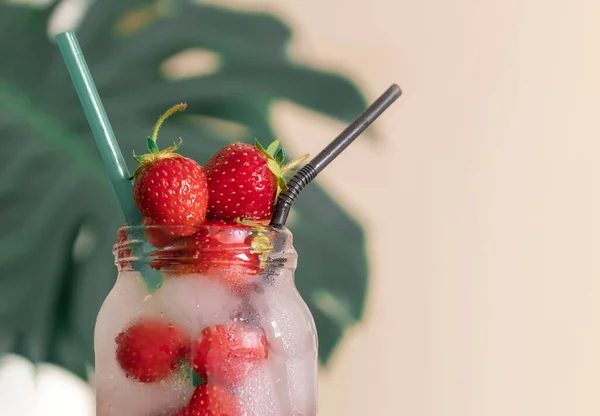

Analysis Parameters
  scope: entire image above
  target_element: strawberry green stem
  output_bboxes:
[150,103,187,149]
[131,103,187,169]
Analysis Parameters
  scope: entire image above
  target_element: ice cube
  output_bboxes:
[250,278,317,358]
[152,274,243,338]
[96,371,193,416]
[234,363,282,416]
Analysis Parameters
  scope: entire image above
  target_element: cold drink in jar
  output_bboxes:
[95,223,318,416]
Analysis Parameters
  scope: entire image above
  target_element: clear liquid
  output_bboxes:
[94,270,317,416]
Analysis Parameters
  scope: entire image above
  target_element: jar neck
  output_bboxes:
[113,224,297,274]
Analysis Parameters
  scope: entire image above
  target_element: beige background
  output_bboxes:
[213,0,600,415]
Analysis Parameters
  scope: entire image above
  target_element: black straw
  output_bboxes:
[270,83,402,227]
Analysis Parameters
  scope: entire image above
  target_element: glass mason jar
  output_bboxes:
[95,224,318,416]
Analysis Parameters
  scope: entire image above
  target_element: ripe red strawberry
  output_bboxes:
[186,383,241,416]
[151,219,273,290]
[203,140,306,221]
[132,103,208,246]
[115,318,190,383]
[192,322,268,386]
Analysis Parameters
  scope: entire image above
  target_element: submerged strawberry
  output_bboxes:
[186,383,241,416]
[132,103,208,246]
[152,219,273,290]
[115,318,190,383]
[203,140,306,221]
[192,321,268,386]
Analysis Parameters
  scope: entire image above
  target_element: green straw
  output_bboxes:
[56,30,163,291]
[55,30,141,226]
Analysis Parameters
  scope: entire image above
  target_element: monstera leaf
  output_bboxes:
[0,0,368,378]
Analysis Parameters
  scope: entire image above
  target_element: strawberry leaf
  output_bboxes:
[182,362,205,387]
[192,372,205,387]
[254,138,269,156]
[266,159,282,177]
[266,159,288,191]
[266,140,280,157]
[276,176,288,192]
[147,137,159,153]
[275,148,286,165]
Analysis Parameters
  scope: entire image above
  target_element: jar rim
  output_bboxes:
[117,223,290,233]
[112,222,296,274]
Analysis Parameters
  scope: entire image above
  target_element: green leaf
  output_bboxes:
[276,176,288,192]
[266,159,282,177]
[0,1,61,84]
[147,137,159,153]
[254,137,268,155]
[275,148,286,165]
[0,0,369,378]
[81,2,291,82]
[181,361,205,387]
[192,372,205,387]
[105,65,366,125]
[266,140,280,157]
